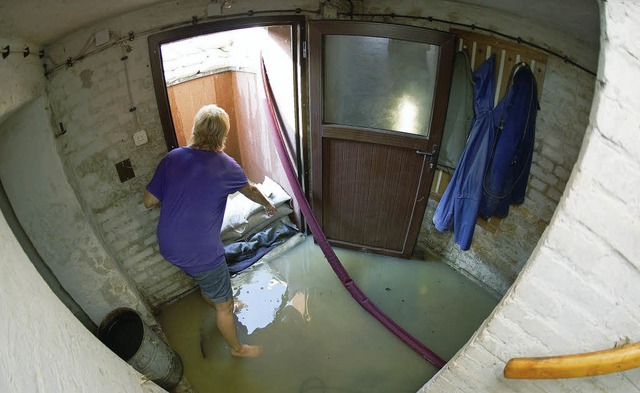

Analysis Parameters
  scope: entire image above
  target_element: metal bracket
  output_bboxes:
[417,145,440,169]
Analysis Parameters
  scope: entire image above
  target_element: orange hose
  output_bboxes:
[504,342,640,379]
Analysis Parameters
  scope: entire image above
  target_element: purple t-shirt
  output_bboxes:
[146,147,248,274]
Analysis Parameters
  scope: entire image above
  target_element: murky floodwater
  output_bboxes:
[158,236,498,393]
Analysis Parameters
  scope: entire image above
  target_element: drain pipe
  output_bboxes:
[260,59,445,369]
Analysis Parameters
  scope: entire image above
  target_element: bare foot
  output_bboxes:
[231,344,263,358]
[233,299,245,313]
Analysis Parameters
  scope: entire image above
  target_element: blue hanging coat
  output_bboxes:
[479,64,538,218]
[433,55,497,251]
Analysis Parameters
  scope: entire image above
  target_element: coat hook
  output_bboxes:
[2,45,9,59]
[23,47,30,58]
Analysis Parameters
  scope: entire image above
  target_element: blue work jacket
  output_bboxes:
[479,64,538,218]
[433,55,497,251]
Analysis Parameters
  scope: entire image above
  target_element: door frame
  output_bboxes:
[148,15,306,156]
[308,21,455,256]
[148,15,307,226]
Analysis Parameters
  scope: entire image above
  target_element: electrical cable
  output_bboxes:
[120,43,139,129]
[42,7,595,78]
[43,8,319,77]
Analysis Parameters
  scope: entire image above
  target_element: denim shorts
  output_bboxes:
[190,262,233,304]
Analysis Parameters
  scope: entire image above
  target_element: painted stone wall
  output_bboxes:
[0,208,165,393]
[0,34,164,392]
[421,0,640,391]
[0,96,154,326]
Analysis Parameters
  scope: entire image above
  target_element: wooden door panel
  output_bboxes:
[322,138,426,254]
[309,21,455,258]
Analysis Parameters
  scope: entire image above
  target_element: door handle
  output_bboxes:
[416,145,439,169]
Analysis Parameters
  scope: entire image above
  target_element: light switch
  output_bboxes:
[133,130,148,146]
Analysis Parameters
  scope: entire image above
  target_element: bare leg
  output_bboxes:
[212,298,262,358]
[201,290,243,313]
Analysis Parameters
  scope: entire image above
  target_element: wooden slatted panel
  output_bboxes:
[322,138,424,252]
[453,29,547,102]
[430,169,453,201]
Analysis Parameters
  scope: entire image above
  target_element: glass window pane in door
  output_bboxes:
[323,35,439,137]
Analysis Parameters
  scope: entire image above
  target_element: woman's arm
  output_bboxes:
[143,188,160,208]
[239,183,277,216]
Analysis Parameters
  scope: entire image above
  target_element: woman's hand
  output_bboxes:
[264,203,278,217]
[240,183,278,217]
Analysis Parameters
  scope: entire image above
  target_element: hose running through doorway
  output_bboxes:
[260,58,446,369]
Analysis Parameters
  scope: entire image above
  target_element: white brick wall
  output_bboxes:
[421,1,640,391]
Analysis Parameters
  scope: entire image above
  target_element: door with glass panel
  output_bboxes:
[309,22,454,258]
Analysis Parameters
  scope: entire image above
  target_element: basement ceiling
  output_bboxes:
[0,0,599,48]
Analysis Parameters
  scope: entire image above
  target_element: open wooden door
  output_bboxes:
[309,21,454,258]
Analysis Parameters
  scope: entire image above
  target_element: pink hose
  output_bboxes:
[260,60,446,369]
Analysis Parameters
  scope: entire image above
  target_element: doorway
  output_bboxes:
[309,21,455,258]
[148,16,305,225]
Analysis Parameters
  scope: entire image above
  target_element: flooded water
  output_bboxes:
[158,236,498,393]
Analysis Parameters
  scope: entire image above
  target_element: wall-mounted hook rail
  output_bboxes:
[2,45,43,59]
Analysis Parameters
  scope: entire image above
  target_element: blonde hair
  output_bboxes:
[189,104,230,152]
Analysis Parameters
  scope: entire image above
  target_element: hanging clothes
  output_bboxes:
[479,63,539,219]
[432,55,497,251]
[439,50,475,169]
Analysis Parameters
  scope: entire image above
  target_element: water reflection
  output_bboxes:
[233,268,288,335]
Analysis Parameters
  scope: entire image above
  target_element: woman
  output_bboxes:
[144,104,276,357]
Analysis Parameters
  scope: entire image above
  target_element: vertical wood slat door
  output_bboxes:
[309,21,455,258]
[322,137,428,252]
